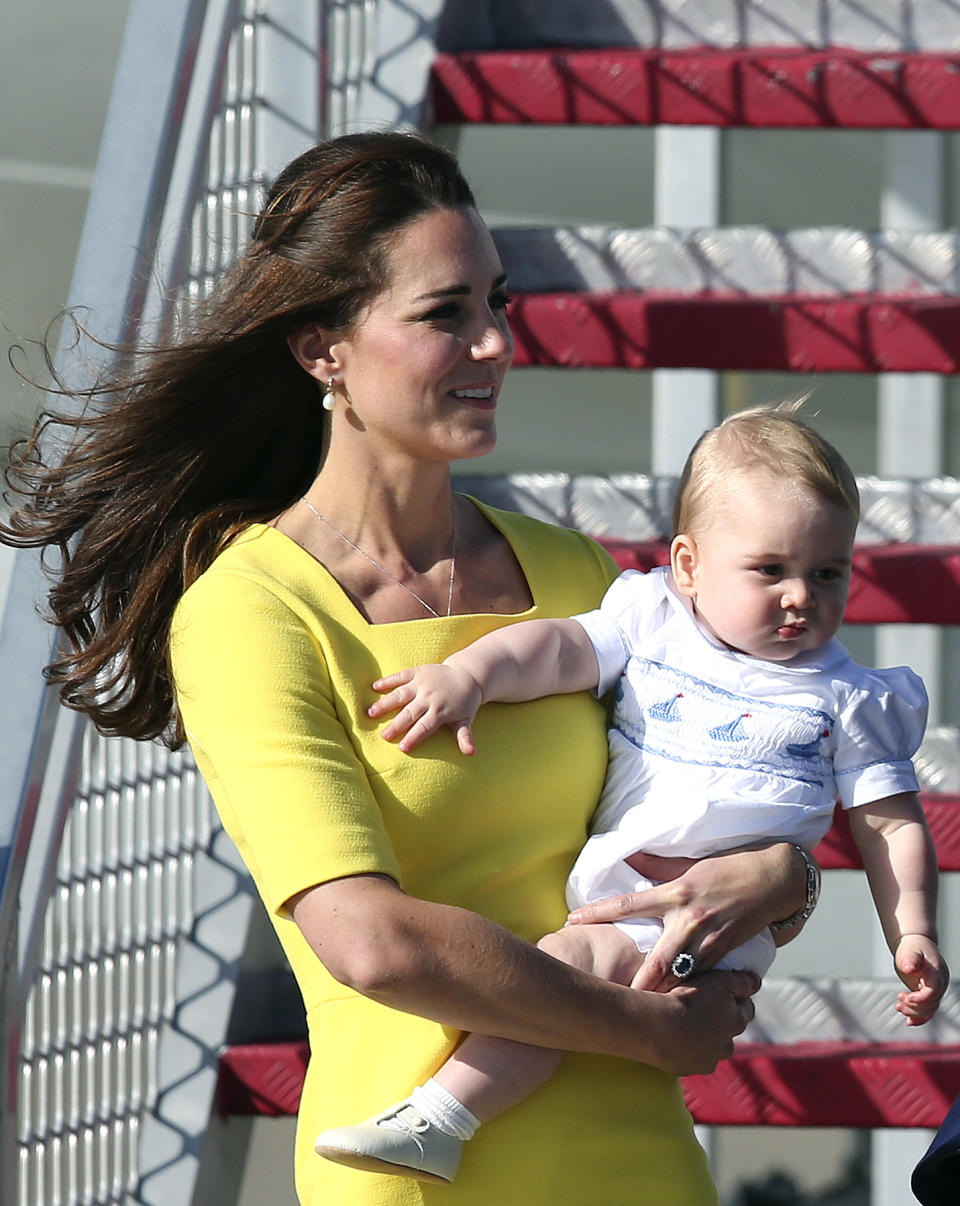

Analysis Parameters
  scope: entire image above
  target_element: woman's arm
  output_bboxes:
[174,563,753,1075]
[289,871,758,1077]
[566,843,814,990]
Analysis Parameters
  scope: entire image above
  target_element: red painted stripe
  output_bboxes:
[683,1042,960,1128]
[601,540,960,625]
[508,292,960,373]
[816,798,960,872]
[218,1039,960,1128]
[218,1041,308,1116]
[431,48,960,129]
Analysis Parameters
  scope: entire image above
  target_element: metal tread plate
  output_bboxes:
[431,47,960,130]
[493,227,960,297]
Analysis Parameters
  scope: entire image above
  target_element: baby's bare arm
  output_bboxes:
[369,618,600,753]
[849,794,949,1024]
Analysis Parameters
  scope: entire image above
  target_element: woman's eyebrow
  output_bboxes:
[414,272,508,302]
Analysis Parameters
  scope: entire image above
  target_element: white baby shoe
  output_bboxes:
[315,1099,463,1184]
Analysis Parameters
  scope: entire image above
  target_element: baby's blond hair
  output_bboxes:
[672,401,860,539]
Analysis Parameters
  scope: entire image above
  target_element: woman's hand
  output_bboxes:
[567,844,811,991]
[648,970,759,1076]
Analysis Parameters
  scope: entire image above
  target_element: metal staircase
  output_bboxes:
[4,3,960,1204]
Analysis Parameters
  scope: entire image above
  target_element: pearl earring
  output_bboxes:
[322,378,336,412]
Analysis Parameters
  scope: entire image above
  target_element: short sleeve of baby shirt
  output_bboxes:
[572,568,666,696]
[834,664,928,809]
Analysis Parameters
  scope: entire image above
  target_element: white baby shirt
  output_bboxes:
[567,567,927,974]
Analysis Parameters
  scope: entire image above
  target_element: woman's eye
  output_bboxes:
[490,291,514,312]
[423,302,460,321]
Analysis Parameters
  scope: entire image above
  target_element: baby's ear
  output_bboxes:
[670,534,699,596]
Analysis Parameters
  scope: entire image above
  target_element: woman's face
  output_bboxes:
[330,206,514,465]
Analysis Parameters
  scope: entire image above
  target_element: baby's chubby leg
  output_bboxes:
[434,922,646,1120]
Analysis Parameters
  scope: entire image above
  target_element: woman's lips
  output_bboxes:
[450,385,496,409]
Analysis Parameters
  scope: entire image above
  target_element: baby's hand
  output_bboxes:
[894,934,949,1026]
[369,664,483,754]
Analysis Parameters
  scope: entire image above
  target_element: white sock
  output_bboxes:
[410,1079,481,1141]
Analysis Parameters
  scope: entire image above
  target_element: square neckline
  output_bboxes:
[249,495,538,629]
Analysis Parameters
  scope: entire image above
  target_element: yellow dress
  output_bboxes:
[170,501,719,1206]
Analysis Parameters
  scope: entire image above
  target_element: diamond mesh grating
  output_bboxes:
[16,5,261,1203]
[17,733,211,1205]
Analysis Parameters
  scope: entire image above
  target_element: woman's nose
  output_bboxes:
[472,313,513,361]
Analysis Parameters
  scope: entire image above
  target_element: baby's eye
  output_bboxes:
[756,564,783,577]
[813,566,843,582]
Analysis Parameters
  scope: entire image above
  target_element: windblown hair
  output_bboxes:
[1,132,476,747]
[672,400,860,538]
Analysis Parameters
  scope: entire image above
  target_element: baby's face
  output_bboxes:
[672,471,857,662]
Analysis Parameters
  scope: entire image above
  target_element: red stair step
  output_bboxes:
[432,48,960,130]
[508,293,960,374]
[602,540,960,626]
[218,1039,960,1129]
[683,1042,960,1128]
[218,1041,308,1116]
[816,797,960,872]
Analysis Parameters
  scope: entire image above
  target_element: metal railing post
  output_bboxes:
[0,3,213,1201]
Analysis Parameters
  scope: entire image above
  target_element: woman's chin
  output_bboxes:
[451,426,497,462]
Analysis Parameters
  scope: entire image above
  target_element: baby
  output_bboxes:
[315,404,948,1184]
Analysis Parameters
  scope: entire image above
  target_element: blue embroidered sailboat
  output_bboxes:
[786,727,831,759]
[709,713,751,742]
[649,692,683,722]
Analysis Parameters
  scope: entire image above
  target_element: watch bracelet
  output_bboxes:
[769,844,821,932]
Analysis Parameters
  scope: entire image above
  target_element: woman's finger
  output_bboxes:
[633,918,710,990]
[629,953,672,992]
[712,969,761,1004]
[735,991,756,1032]
[567,883,671,926]
[636,943,693,991]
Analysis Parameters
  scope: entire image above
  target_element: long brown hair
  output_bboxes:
[1,132,476,747]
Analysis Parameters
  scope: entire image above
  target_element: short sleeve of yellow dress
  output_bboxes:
[170,500,718,1206]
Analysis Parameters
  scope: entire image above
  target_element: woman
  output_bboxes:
[3,132,812,1205]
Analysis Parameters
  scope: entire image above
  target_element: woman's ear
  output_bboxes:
[287,324,341,383]
[670,533,700,597]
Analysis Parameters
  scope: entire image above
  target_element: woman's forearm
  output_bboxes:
[290,873,756,1077]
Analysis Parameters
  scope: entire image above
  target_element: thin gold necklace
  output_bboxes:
[300,497,456,619]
